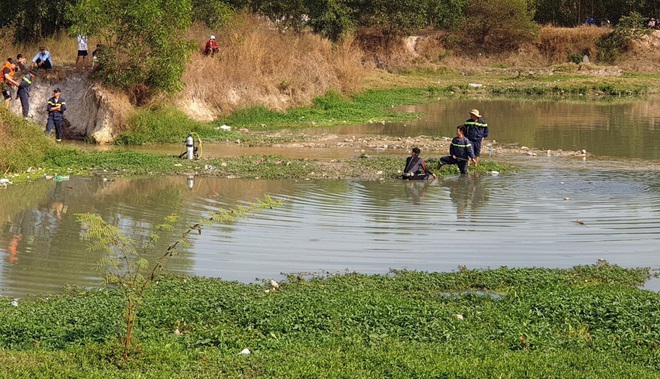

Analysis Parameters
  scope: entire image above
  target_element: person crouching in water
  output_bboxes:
[437,125,475,174]
[402,147,436,180]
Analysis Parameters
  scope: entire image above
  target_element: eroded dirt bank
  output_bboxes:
[8,70,130,143]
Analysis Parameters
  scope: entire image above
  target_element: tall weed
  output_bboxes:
[180,15,365,119]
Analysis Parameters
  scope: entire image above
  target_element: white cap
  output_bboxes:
[210,35,215,40]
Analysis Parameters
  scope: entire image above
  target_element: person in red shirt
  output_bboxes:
[205,35,219,57]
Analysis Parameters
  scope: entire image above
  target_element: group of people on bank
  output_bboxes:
[3,53,67,141]
[402,109,489,179]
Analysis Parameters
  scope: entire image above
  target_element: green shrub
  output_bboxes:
[118,108,215,145]
[597,12,651,64]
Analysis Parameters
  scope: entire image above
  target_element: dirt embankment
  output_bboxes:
[17,26,660,144]
[8,69,130,143]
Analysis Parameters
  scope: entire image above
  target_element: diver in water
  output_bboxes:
[402,147,436,180]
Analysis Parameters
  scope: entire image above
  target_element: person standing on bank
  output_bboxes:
[437,125,475,174]
[45,88,66,142]
[17,70,37,118]
[2,59,19,107]
[76,34,88,68]
[464,108,489,166]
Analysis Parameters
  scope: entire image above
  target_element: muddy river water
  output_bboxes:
[2,98,660,296]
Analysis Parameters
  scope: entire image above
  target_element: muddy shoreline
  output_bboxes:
[247,132,660,179]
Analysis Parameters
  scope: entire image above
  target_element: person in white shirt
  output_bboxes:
[76,35,89,68]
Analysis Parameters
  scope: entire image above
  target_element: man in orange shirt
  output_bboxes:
[2,59,19,107]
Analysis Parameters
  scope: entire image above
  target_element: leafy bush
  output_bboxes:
[192,0,234,28]
[0,1,75,43]
[597,12,651,64]
[118,108,228,145]
[70,0,194,103]
[460,0,539,52]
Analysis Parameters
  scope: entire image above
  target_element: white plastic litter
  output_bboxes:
[239,348,251,355]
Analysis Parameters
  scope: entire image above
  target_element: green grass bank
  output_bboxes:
[0,265,657,378]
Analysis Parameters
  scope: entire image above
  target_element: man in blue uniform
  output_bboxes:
[464,108,489,166]
[16,70,37,118]
[45,88,67,142]
[438,125,475,174]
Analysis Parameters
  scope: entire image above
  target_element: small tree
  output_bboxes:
[307,0,358,41]
[358,0,428,48]
[192,0,235,29]
[251,0,310,32]
[597,12,651,64]
[77,195,281,359]
[461,0,538,52]
[69,0,194,104]
[425,0,467,30]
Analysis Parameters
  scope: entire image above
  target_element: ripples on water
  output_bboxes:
[1,160,659,296]
[180,161,660,291]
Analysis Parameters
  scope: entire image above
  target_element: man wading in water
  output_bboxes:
[402,147,436,180]
[437,125,475,174]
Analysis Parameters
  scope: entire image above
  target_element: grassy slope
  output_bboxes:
[0,265,657,378]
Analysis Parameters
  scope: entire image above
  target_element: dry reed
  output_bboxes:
[0,29,94,69]
[2,21,659,127]
[536,25,609,64]
[179,14,365,120]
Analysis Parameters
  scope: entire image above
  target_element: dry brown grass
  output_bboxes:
[0,29,94,69]
[535,25,609,64]
[376,25,610,69]
[2,21,659,127]
[363,25,660,72]
[617,29,660,72]
[179,14,365,120]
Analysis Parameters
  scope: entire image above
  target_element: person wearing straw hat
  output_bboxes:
[464,108,489,166]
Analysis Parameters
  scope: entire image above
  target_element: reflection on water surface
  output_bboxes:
[2,158,659,297]
[4,98,660,296]
[76,98,660,161]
